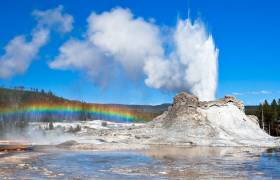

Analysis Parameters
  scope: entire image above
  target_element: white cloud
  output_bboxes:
[49,40,100,70]
[49,39,114,85]
[33,5,73,33]
[0,6,73,79]
[0,30,49,79]
[50,7,164,83]
[232,92,244,96]
[231,90,273,96]
[259,90,272,94]
[50,7,219,101]
[251,90,272,95]
[87,7,163,74]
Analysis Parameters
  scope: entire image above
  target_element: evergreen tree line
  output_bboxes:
[0,87,160,136]
[253,99,280,136]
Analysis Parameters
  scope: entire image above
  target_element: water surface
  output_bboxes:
[0,146,280,179]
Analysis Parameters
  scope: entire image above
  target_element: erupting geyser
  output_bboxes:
[144,18,218,101]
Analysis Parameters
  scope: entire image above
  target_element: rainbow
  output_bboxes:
[0,103,153,123]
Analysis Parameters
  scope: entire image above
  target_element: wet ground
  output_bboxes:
[0,146,280,179]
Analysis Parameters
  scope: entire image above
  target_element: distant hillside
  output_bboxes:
[0,87,169,111]
[0,87,167,123]
[0,87,262,123]
[0,87,69,107]
[244,105,258,116]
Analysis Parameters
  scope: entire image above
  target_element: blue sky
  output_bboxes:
[0,0,279,105]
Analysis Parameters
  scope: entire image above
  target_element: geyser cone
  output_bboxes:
[146,92,279,147]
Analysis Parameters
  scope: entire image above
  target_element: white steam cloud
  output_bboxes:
[50,7,218,100]
[50,8,163,79]
[144,19,218,100]
[0,6,73,79]
[87,8,163,74]
[49,39,114,86]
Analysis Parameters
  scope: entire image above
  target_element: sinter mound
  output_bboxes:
[143,92,279,147]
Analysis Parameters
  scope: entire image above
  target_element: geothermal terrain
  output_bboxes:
[68,92,279,149]
[1,92,280,179]
[6,92,278,150]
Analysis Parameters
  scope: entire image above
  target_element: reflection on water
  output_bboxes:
[0,146,280,179]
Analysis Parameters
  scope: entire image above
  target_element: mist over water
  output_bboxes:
[2,122,76,145]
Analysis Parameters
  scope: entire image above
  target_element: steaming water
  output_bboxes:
[0,146,280,179]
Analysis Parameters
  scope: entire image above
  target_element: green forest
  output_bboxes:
[0,87,163,135]
[246,99,280,136]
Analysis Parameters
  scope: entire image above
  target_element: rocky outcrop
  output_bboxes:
[199,95,245,112]
[167,92,245,113]
[144,92,279,147]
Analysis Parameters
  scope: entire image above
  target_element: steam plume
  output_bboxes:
[50,8,218,100]
[144,18,218,100]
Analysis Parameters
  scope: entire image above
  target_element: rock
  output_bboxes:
[143,92,279,147]
[200,95,245,112]
[56,140,78,148]
[172,92,199,108]
[224,95,245,111]
[163,93,200,128]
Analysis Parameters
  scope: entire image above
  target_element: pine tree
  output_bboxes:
[277,99,280,119]
[263,100,271,119]
[271,99,278,121]
[256,103,263,128]
[262,100,271,134]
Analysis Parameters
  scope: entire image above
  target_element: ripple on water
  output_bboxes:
[0,147,280,179]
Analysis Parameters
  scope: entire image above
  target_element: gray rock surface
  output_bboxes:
[143,92,278,147]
